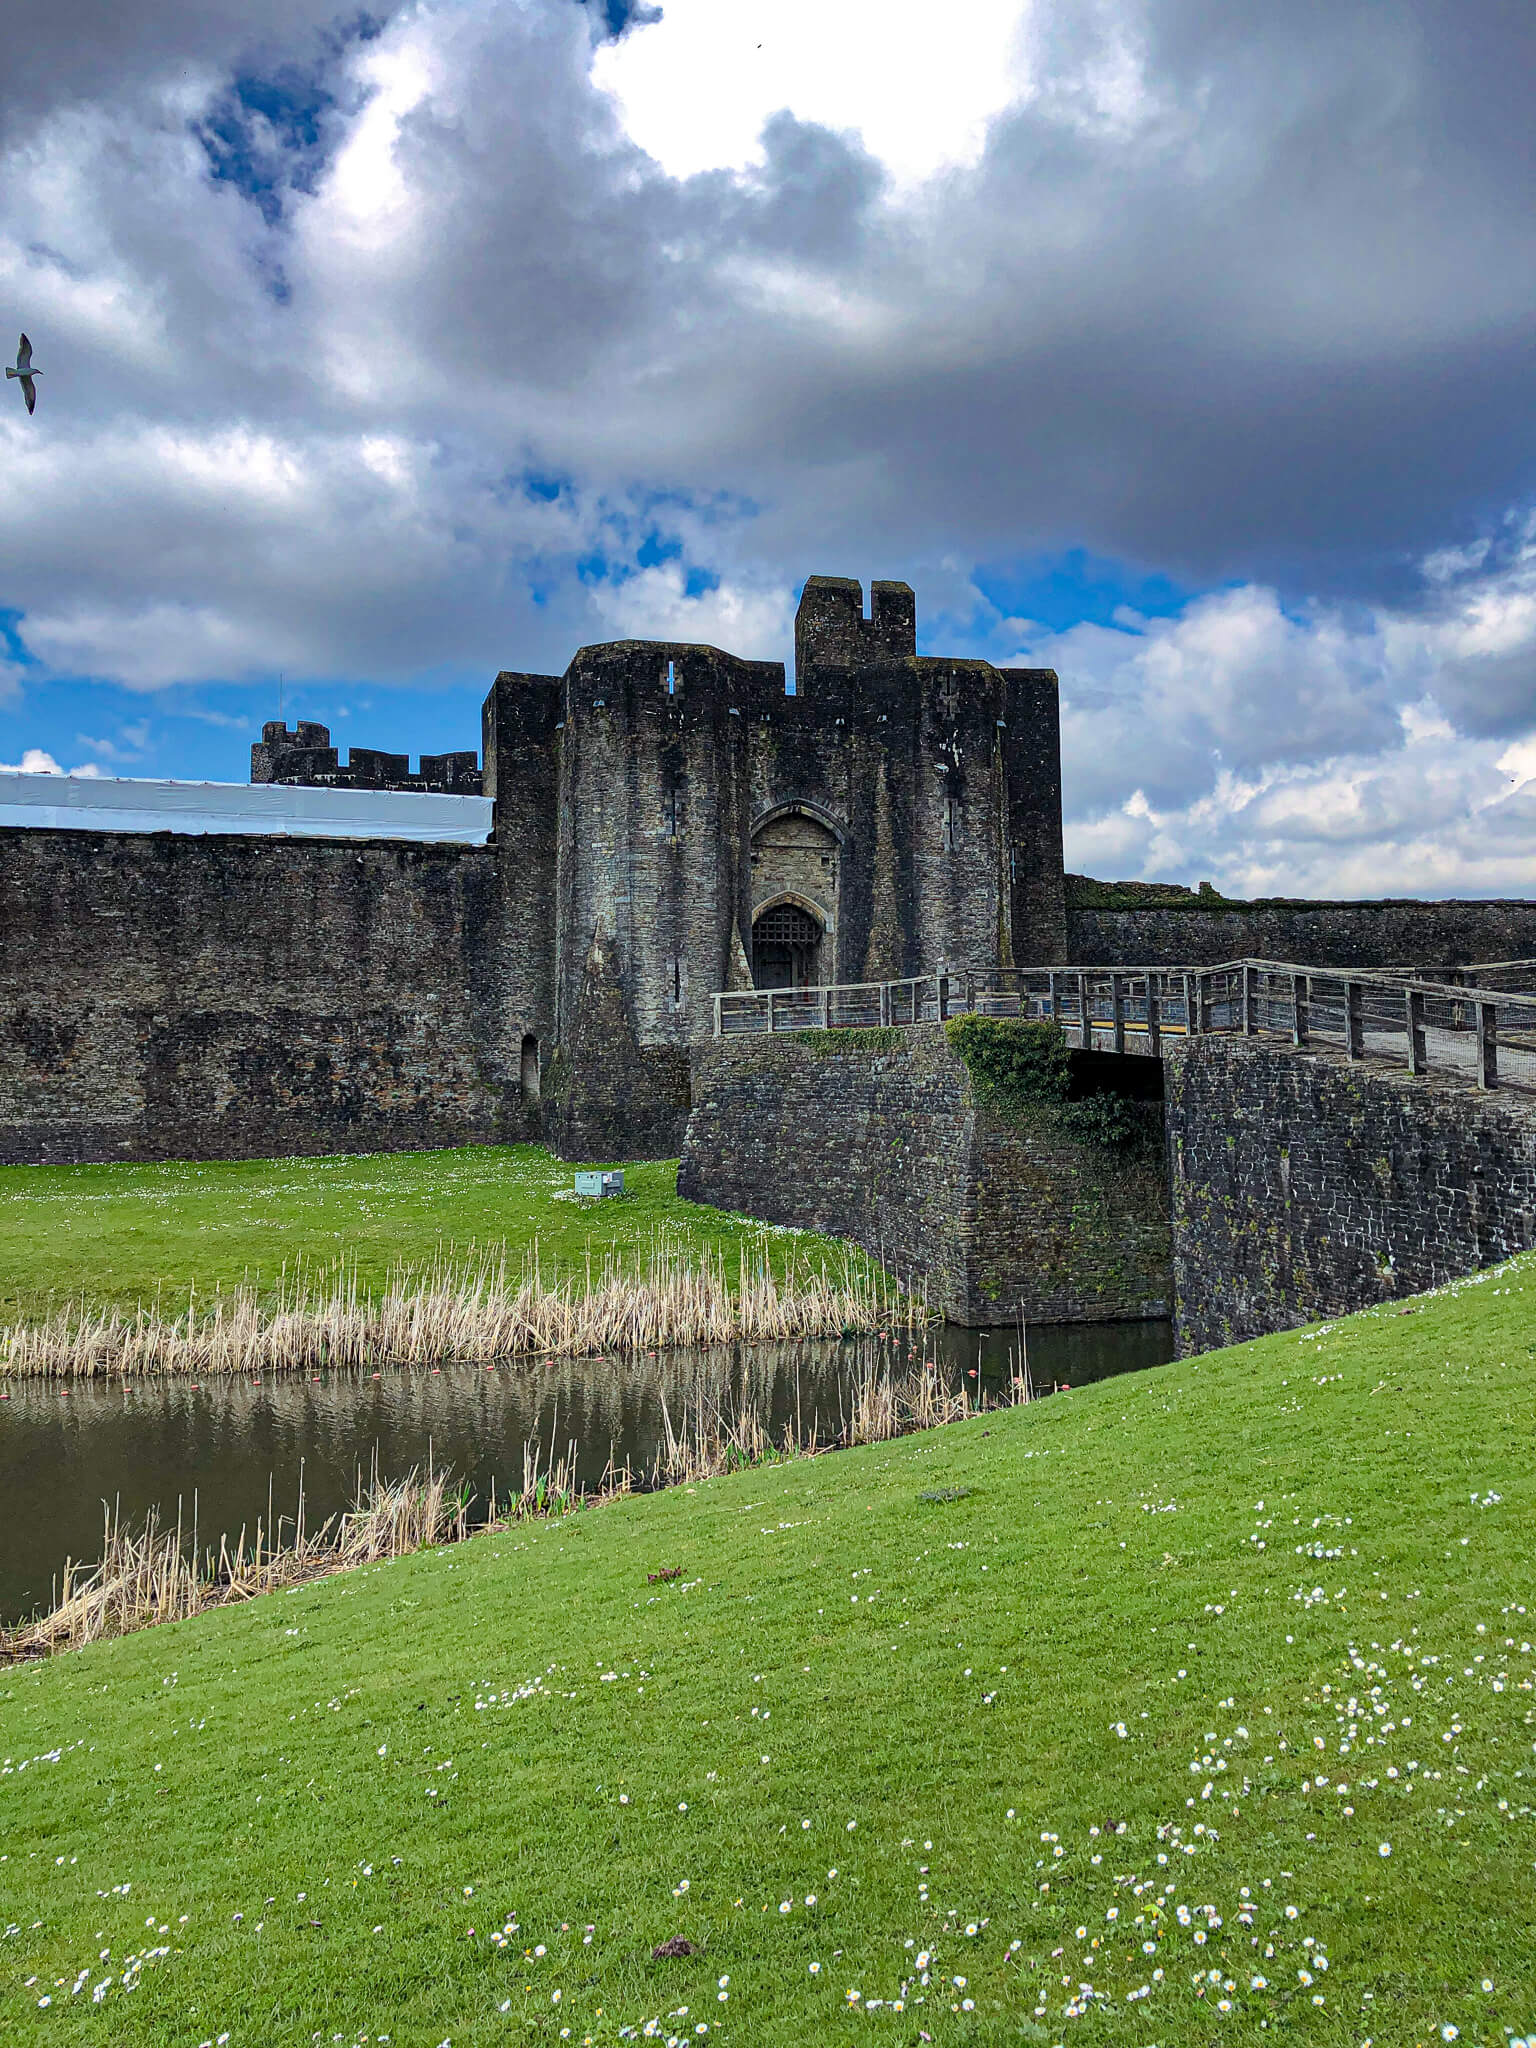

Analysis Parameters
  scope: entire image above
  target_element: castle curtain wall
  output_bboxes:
[0,829,529,1165]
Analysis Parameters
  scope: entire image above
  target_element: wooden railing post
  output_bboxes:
[1346,980,1365,1061]
[1111,973,1126,1055]
[936,972,949,1023]
[1292,972,1309,1047]
[1478,1001,1499,1090]
[1243,964,1258,1036]
[1146,984,1161,1058]
[880,981,892,1027]
[768,990,778,1034]
[1075,971,1089,1049]
[1406,988,1426,1076]
[714,992,723,1038]
[1047,969,1059,1024]
[1199,972,1214,1034]
[1181,970,1196,1036]
[820,984,830,1029]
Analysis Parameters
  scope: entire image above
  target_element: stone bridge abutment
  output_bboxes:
[683,959,1536,1351]
[1165,1034,1536,1353]
[679,1026,1171,1327]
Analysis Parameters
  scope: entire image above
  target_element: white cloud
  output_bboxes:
[1,0,1535,906]
[586,563,793,660]
[592,0,1037,188]
[1063,716,1536,901]
[1043,529,1536,897]
[0,747,64,773]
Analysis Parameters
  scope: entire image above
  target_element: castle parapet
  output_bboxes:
[794,576,916,685]
[250,722,482,795]
[250,721,339,784]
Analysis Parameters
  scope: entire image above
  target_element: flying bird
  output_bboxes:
[7,335,40,414]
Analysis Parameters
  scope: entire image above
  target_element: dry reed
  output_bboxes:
[3,1466,468,1660]
[0,1241,914,1381]
[3,1345,1029,1663]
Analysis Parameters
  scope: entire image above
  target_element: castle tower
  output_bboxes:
[481,576,1066,1159]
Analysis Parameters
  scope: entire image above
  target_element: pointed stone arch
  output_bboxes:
[749,798,847,845]
[749,802,844,987]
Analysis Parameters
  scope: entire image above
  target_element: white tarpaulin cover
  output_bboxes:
[0,772,492,844]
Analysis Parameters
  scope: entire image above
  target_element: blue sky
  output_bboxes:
[3,0,1536,894]
[2,548,1195,787]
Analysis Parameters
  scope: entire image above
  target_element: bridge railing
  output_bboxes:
[713,959,1536,1093]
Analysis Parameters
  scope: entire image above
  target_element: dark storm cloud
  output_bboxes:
[281,0,1535,651]
[3,0,1535,854]
[638,0,1536,615]
[0,2,395,141]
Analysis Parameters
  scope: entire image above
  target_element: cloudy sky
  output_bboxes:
[2,0,1534,896]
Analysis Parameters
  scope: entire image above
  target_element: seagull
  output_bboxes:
[6,334,40,414]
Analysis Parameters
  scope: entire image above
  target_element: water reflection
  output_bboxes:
[0,1320,1171,1625]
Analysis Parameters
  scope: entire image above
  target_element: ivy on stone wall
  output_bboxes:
[945,1015,1071,1102]
[792,1027,908,1053]
[944,1015,1154,1150]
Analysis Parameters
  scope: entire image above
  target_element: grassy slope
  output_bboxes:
[0,1147,860,1324]
[3,1261,1535,2046]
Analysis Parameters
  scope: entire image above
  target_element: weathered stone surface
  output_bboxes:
[4,575,1067,1167]
[1068,900,1536,970]
[679,1027,1170,1324]
[481,574,1067,1157]
[550,926,691,1162]
[1165,1036,1536,1354]
[0,829,529,1164]
[17,566,1536,1199]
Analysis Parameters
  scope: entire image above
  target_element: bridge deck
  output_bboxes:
[714,960,1536,1096]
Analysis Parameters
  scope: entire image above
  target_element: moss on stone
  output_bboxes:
[791,1027,908,1053]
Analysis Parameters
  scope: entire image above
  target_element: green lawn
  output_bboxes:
[0,1147,857,1324]
[3,1258,1535,2044]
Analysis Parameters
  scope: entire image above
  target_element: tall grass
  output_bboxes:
[3,1347,1028,1660]
[0,1240,912,1380]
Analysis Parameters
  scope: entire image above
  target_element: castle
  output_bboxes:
[0,576,1062,1165]
[251,722,482,796]
[7,572,1536,1172]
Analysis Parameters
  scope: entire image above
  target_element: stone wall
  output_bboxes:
[1067,900,1536,971]
[548,926,692,1162]
[0,828,531,1165]
[679,1027,1170,1324]
[1165,1036,1536,1354]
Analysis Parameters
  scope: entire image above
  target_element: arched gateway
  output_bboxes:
[751,900,824,989]
[749,802,841,988]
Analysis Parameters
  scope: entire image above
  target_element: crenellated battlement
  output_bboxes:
[251,721,482,795]
[794,576,916,685]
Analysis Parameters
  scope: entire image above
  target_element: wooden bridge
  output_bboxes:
[713,957,1536,1095]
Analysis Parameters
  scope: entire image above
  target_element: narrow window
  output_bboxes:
[520,1033,540,1103]
[672,955,682,1004]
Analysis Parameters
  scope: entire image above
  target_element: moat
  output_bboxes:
[0,1320,1171,1625]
